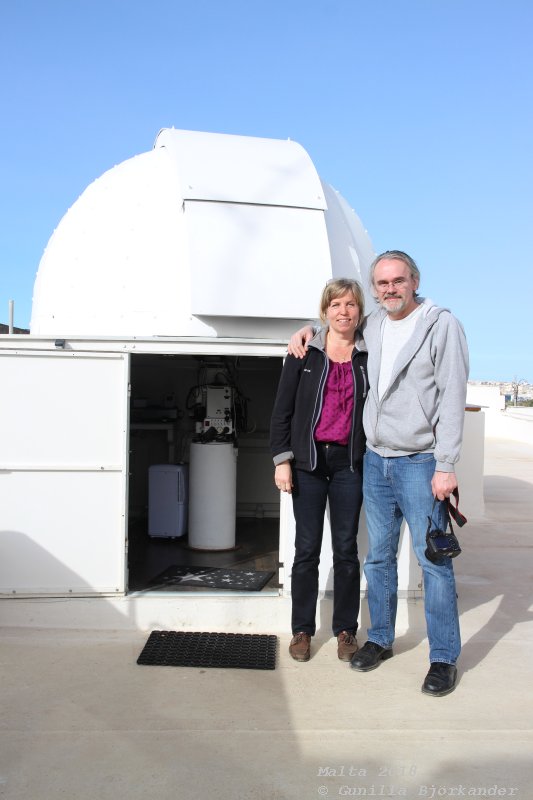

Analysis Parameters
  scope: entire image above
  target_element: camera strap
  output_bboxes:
[446,487,467,527]
[428,488,467,533]
[427,498,453,535]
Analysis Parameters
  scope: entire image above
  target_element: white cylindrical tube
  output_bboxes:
[188,442,237,550]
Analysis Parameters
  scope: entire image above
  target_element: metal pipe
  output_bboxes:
[8,300,14,334]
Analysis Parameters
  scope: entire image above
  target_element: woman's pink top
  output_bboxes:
[314,359,354,445]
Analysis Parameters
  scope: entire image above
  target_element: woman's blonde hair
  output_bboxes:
[319,278,365,325]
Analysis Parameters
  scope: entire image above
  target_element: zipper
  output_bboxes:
[348,357,366,472]
[360,363,367,398]
[349,359,357,471]
[309,350,329,471]
[349,358,368,470]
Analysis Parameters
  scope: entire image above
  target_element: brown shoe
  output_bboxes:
[289,632,311,661]
[337,631,358,661]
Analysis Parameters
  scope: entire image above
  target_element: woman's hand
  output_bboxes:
[287,325,314,358]
[274,462,293,494]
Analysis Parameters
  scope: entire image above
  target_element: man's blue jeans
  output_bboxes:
[291,443,363,636]
[363,448,461,664]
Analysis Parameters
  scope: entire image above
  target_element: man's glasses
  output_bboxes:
[375,278,408,292]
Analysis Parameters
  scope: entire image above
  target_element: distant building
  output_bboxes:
[468,379,533,403]
[0,324,29,334]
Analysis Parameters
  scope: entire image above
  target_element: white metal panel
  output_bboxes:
[31,148,197,337]
[0,351,128,594]
[187,202,332,318]
[155,128,326,209]
[0,472,124,593]
[321,182,376,300]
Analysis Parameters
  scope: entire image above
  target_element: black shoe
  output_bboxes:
[421,663,457,696]
[350,641,393,671]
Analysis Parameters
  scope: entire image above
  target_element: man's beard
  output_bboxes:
[381,294,409,314]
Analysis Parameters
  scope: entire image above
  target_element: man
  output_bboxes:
[289,251,469,695]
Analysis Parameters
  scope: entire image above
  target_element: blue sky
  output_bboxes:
[1,0,531,381]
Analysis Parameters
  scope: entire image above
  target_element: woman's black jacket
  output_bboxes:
[270,329,368,472]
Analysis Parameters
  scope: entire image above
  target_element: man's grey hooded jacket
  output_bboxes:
[362,298,469,473]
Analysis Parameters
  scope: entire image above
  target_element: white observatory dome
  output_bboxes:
[30,129,375,337]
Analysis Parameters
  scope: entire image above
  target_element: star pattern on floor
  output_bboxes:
[149,565,275,591]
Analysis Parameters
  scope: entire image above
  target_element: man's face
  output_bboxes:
[373,258,419,320]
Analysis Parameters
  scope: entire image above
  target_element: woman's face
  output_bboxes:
[326,291,360,336]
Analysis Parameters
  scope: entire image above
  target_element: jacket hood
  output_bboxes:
[309,326,367,354]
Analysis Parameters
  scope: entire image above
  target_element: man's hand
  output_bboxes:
[274,462,293,494]
[287,325,314,358]
[431,470,458,501]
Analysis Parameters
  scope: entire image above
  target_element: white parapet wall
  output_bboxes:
[467,384,533,445]
[482,407,533,444]
[466,384,505,411]
[455,409,485,519]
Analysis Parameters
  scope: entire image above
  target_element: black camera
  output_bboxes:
[425,527,462,562]
[425,494,464,563]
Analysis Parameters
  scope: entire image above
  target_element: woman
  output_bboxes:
[270,278,368,662]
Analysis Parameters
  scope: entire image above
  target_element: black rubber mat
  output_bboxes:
[137,631,278,670]
[148,565,275,591]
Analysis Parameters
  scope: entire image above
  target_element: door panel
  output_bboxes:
[0,351,129,594]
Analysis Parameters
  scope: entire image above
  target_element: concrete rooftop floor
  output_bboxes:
[1,436,532,799]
